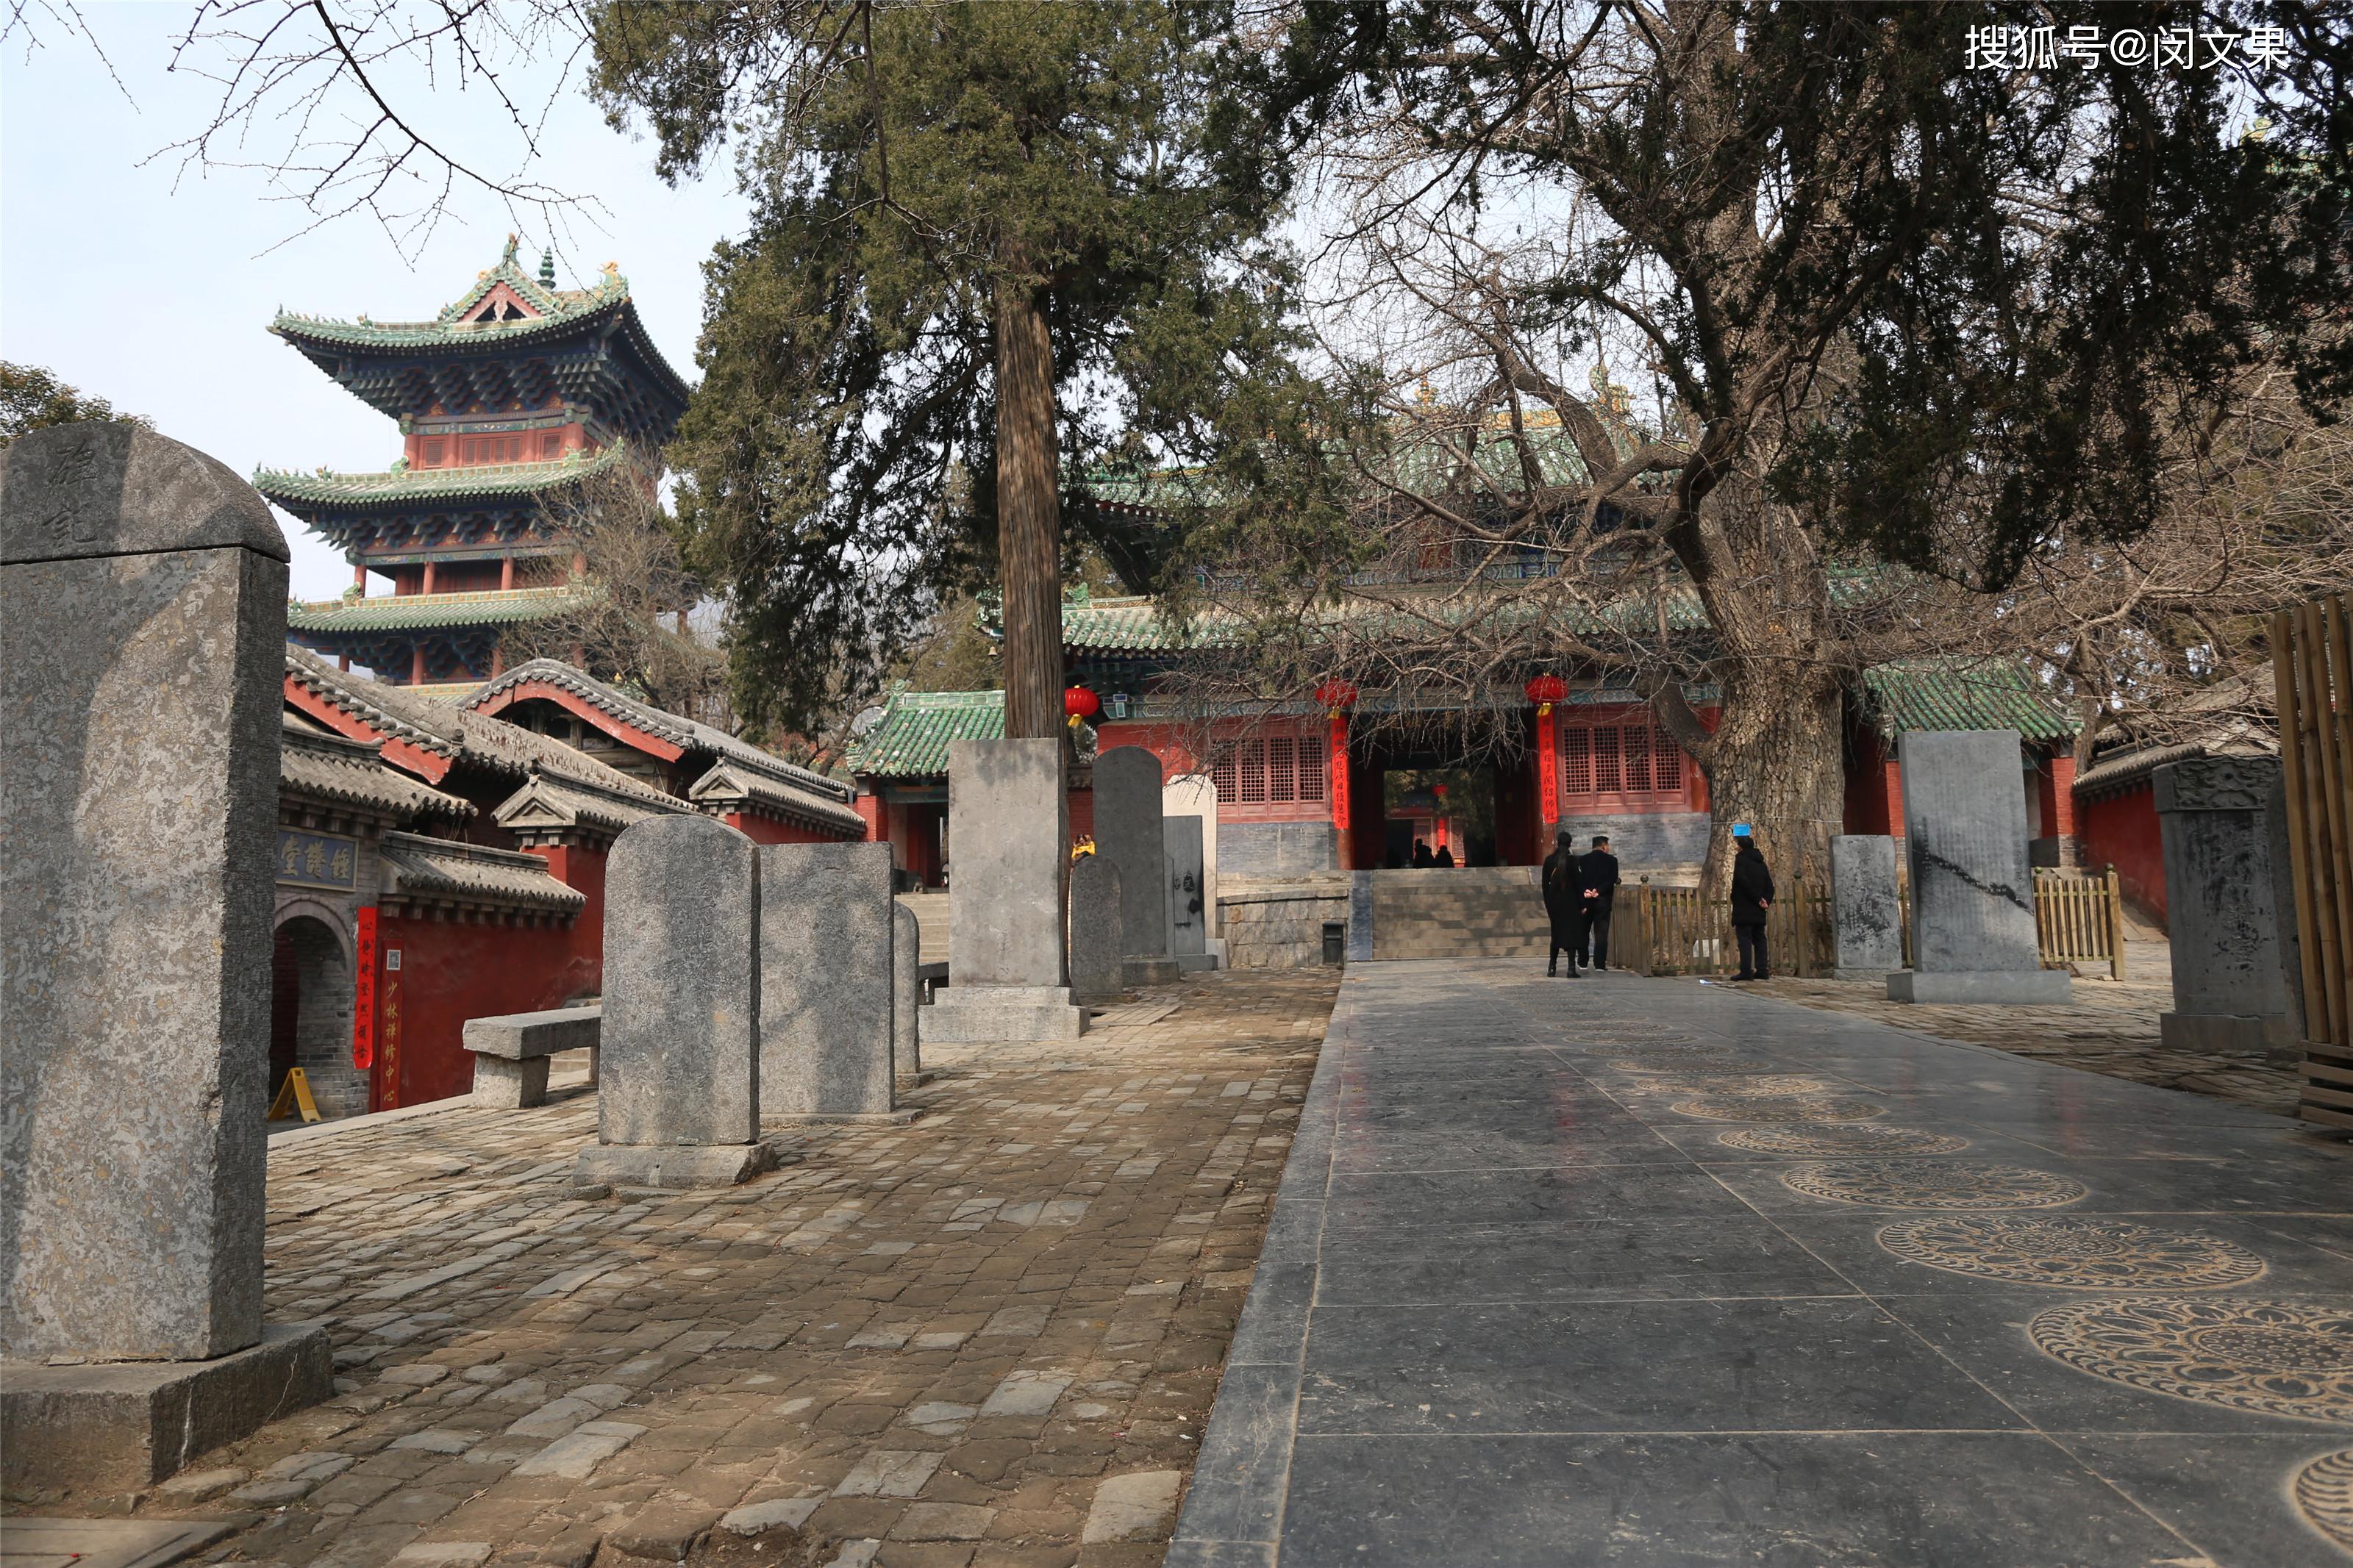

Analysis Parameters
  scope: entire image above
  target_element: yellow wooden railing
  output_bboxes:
[2033,867,2127,981]
[1611,867,2125,981]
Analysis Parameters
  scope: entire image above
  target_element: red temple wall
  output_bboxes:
[369,914,597,1110]
[724,812,854,847]
[2079,784,2167,928]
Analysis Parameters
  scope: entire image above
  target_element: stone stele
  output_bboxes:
[926,737,1087,1042]
[580,815,773,1187]
[1069,853,1126,1003]
[1095,745,1180,985]
[1887,729,2071,1005]
[758,840,902,1120]
[2154,756,2305,1057]
[1830,834,1903,981]
[1166,814,1212,969]
[894,899,923,1081]
[1,423,331,1489]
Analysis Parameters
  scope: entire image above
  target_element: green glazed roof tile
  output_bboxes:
[255,441,632,507]
[287,584,595,634]
[1862,659,2079,744]
[846,690,1007,778]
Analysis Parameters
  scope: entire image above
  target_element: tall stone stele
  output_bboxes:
[1886,729,2072,1005]
[2154,756,2305,1057]
[893,899,924,1082]
[923,738,1088,1042]
[1068,853,1126,1003]
[758,840,906,1120]
[1829,834,1903,981]
[1,423,332,1489]
[1096,745,1180,986]
[1166,814,1212,970]
[578,814,774,1187]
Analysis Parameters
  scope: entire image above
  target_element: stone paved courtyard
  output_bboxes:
[76,969,1335,1568]
[1726,940,2305,1119]
[1172,959,2353,1567]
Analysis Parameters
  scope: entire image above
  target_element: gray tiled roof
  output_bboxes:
[469,658,854,803]
[375,831,588,916]
[687,762,868,835]
[279,715,472,821]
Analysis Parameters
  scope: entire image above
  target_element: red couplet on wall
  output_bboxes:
[351,906,379,1070]
[1328,712,1352,833]
[1536,704,1559,826]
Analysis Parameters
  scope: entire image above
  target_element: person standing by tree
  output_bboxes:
[1541,829,1582,978]
[1729,826,1775,982]
[1576,834,1621,973]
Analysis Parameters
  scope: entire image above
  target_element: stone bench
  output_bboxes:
[463,1006,601,1108]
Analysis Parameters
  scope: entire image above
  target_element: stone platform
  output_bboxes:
[1174,958,2353,1567]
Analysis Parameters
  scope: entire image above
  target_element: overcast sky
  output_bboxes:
[2,4,746,601]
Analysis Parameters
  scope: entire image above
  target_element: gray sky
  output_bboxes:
[2,4,745,601]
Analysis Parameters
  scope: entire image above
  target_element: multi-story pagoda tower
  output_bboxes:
[258,237,690,690]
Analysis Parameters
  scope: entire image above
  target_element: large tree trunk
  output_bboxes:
[993,273,1063,741]
[1696,662,1847,903]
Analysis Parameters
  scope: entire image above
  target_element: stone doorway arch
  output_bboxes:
[269,913,362,1120]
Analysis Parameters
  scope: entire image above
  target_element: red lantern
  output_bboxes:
[1063,685,1102,731]
[1524,673,1569,708]
[1525,676,1568,827]
[1314,679,1359,713]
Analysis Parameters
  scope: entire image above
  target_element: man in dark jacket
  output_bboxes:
[1540,830,1582,977]
[1575,834,1622,971]
[1729,825,1775,980]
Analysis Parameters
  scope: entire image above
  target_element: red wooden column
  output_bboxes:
[410,643,428,685]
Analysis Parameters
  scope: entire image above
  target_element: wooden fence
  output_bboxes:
[2276,591,2353,1133]
[2033,867,2127,981]
[1610,867,2126,981]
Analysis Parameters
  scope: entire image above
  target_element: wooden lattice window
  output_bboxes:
[1652,724,1682,790]
[1563,728,1593,793]
[1210,752,1238,802]
[1623,723,1651,792]
[1561,713,1689,804]
[1297,741,1326,802]
[1212,732,1324,807]
[1238,741,1268,802]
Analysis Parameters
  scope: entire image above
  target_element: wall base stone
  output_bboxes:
[1123,957,1182,987]
[1888,969,2073,1005]
[572,1142,776,1189]
[922,986,1088,1044]
[2160,1011,2302,1062]
[1,1323,332,1492]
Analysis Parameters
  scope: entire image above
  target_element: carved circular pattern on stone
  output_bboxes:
[1606,1055,1779,1074]
[1877,1217,2267,1289]
[2293,1450,2353,1553]
[2029,1300,2353,1422]
[1671,1095,1888,1123]
[1643,1075,1847,1098]
[1779,1159,2086,1208]
[1717,1125,1971,1156]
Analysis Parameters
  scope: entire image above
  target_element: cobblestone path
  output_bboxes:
[129,969,1337,1568]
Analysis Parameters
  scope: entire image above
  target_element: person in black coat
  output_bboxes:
[1729,828,1775,980]
[1575,834,1622,970]
[1433,844,1455,868]
[1411,839,1434,868]
[1540,830,1582,977]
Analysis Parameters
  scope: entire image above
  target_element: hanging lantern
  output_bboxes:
[1063,684,1102,731]
[1314,679,1359,714]
[1525,676,1568,827]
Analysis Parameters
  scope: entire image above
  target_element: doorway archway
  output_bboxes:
[270,914,360,1119]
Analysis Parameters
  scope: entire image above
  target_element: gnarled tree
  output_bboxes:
[1201,0,2347,888]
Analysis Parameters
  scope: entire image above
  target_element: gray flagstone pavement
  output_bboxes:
[1171,959,2353,1568]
